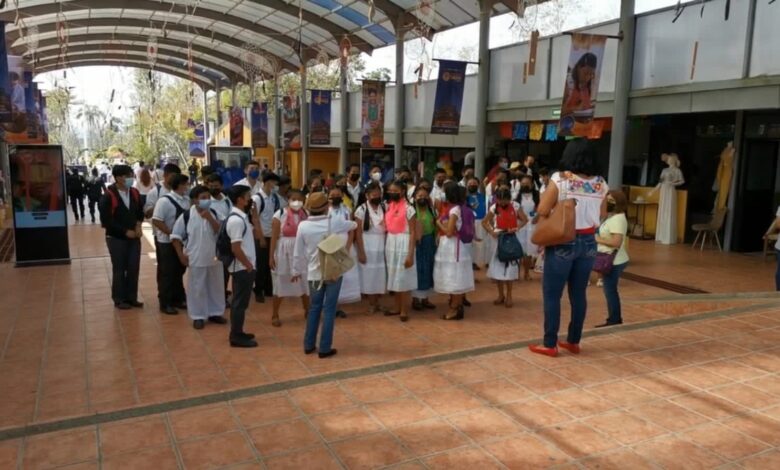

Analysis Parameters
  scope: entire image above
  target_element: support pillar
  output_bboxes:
[300,64,309,185]
[474,0,491,179]
[202,88,209,145]
[339,58,349,172]
[607,0,635,187]
[274,78,283,174]
[215,83,222,128]
[394,26,405,169]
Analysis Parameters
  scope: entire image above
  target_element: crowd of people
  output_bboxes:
[95,139,631,358]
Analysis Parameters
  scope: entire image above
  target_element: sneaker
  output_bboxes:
[159,306,178,315]
[336,310,347,318]
[594,320,622,328]
[115,302,132,310]
[255,293,265,303]
[230,336,258,348]
[128,301,144,308]
[208,316,228,324]
[318,349,338,359]
[193,320,205,330]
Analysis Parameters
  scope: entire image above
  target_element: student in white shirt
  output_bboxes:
[205,173,233,305]
[144,163,182,218]
[354,182,386,314]
[291,192,356,358]
[171,186,226,330]
[251,172,281,303]
[152,174,191,315]
[226,185,262,348]
[431,168,447,206]
[269,190,309,327]
[233,160,262,195]
[345,163,363,208]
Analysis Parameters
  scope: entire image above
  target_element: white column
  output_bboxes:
[202,88,209,145]
[339,59,349,172]
[394,26,405,169]
[607,0,636,187]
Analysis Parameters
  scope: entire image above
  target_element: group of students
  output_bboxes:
[99,138,631,358]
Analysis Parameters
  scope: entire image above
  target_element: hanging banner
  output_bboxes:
[558,33,607,137]
[4,56,45,143]
[361,80,385,148]
[250,101,268,148]
[0,21,11,123]
[310,90,331,145]
[430,60,467,135]
[229,106,243,146]
[9,144,70,265]
[281,95,301,150]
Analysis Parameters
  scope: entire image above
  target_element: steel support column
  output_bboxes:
[215,84,222,128]
[474,0,491,179]
[274,79,283,174]
[394,26,405,169]
[607,0,635,187]
[202,89,210,145]
[300,65,310,184]
[339,59,349,172]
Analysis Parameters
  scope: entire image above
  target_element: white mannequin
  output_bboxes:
[650,153,684,245]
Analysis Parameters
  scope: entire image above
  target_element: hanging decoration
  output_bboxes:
[315,45,329,68]
[528,30,539,76]
[361,80,386,148]
[512,122,529,140]
[511,0,539,39]
[56,15,68,67]
[367,0,375,23]
[558,33,607,137]
[529,122,544,141]
[544,123,558,141]
[146,36,158,67]
[187,42,194,82]
[413,63,424,99]
[339,36,352,68]
[430,60,467,135]
[25,24,38,58]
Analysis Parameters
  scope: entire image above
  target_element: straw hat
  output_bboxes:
[305,192,329,212]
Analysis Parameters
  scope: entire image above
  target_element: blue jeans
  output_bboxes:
[304,278,343,353]
[542,234,597,348]
[602,261,628,324]
[776,251,780,291]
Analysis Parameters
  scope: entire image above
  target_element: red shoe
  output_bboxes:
[558,341,580,354]
[529,344,558,357]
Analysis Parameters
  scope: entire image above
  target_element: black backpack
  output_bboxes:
[163,195,186,221]
[257,191,280,215]
[216,213,247,268]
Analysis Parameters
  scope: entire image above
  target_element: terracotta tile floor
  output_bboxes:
[0,221,779,468]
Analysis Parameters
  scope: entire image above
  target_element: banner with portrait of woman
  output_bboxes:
[558,33,607,137]
[361,80,385,148]
[250,101,268,149]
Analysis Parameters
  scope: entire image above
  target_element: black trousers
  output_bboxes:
[70,195,85,219]
[156,241,187,308]
[254,237,273,297]
[87,198,98,221]
[223,265,231,300]
[106,237,141,305]
[230,270,254,338]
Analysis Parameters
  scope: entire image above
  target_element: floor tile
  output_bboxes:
[309,407,383,441]
[101,445,178,470]
[263,445,342,470]
[739,450,780,470]
[289,384,355,415]
[231,395,301,428]
[725,413,780,446]
[331,431,411,469]
[418,387,485,416]
[500,398,575,430]
[423,446,504,470]
[388,367,452,394]
[177,431,256,470]
[247,418,321,456]
[584,410,667,445]
[465,378,534,405]
[537,422,620,459]
[580,448,657,470]
[541,389,616,419]
[482,433,571,468]
[628,399,711,432]
[22,429,97,469]
[340,376,408,403]
[633,435,726,469]
[392,418,469,457]
[366,397,436,428]
[448,408,523,443]
[99,417,170,455]
[682,422,770,461]
[170,405,239,441]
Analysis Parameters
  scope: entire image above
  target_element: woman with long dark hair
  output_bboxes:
[529,139,608,357]
[412,185,437,311]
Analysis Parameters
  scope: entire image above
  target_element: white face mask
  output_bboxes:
[371,172,382,182]
[289,200,304,211]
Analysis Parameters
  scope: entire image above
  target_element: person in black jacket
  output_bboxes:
[85,168,106,223]
[66,169,86,221]
[99,165,145,310]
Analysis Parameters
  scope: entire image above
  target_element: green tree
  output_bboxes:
[45,86,81,162]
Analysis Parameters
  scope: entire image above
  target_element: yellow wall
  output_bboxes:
[283,148,340,189]
[215,122,277,170]
[626,186,688,243]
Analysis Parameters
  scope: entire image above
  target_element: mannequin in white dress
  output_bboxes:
[650,153,685,245]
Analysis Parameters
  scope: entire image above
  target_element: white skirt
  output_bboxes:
[360,233,387,295]
[434,236,475,295]
[472,220,488,267]
[187,265,225,320]
[273,237,307,298]
[338,245,362,304]
[518,222,538,256]
[386,233,418,292]
[487,237,519,281]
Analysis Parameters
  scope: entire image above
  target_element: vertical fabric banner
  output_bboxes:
[431,60,467,135]
[229,106,244,146]
[0,21,11,123]
[361,80,385,148]
[309,90,331,145]
[250,101,268,148]
[282,95,301,150]
[558,33,607,137]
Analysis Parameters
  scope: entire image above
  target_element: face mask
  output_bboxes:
[416,198,429,207]
[198,199,213,210]
[124,177,135,187]
[468,186,478,194]
[290,200,304,211]
[387,193,401,202]
[607,203,616,213]
[371,172,382,182]
[209,187,222,197]
[248,169,260,179]
[330,197,342,207]
[369,197,382,206]
[349,173,360,182]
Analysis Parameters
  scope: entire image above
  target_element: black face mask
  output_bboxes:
[416,198,429,207]
[209,188,222,197]
[330,197,343,207]
[369,197,382,206]
[468,186,479,194]
[607,203,616,213]
[349,173,360,182]
[387,193,401,202]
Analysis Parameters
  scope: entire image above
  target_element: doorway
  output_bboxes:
[733,139,780,252]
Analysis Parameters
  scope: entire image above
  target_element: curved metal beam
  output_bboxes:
[5,17,298,75]
[35,60,212,91]
[1,0,372,56]
[33,44,237,81]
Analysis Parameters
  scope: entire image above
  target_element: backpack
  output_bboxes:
[497,232,524,264]
[101,186,141,228]
[458,204,476,244]
[316,216,355,285]
[180,208,218,243]
[216,213,247,268]
[163,195,186,221]
[257,191,280,215]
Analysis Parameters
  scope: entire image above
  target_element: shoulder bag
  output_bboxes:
[531,175,576,247]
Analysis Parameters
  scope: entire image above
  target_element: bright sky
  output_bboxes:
[34,0,682,130]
